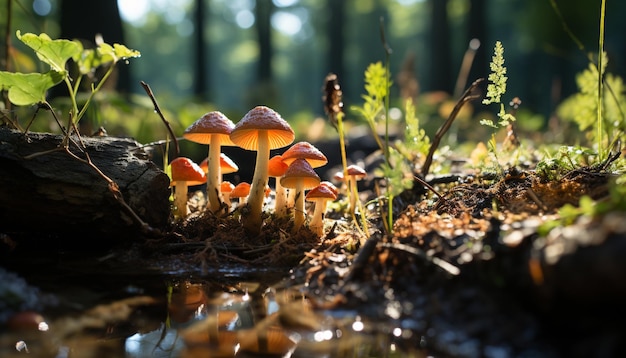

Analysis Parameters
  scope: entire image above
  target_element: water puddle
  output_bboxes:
[0,250,426,357]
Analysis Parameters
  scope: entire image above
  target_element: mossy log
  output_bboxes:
[0,127,171,245]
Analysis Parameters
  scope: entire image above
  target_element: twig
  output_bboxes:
[140,81,179,158]
[422,78,484,177]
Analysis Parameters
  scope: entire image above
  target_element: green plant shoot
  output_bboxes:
[353,61,391,152]
[481,41,516,129]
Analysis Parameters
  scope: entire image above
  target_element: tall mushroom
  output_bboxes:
[184,111,235,212]
[305,182,338,236]
[229,106,295,236]
[170,157,207,218]
[280,158,321,232]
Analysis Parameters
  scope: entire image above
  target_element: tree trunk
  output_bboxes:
[466,0,488,91]
[57,0,129,93]
[326,0,346,84]
[255,0,273,83]
[193,0,209,100]
[0,128,171,245]
[428,0,452,93]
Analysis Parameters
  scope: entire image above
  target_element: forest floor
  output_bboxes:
[137,150,626,357]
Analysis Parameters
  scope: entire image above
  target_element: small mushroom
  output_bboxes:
[268,155,289,217]
[220,181,235,207]
[200,153,239,176]
[280,158,321,232]
[230,182,251,206]
[169,157,207,218]
[281,141,328,209]
[184,111,236,212]
[281,141,328,168]
[345,164,366,214]
[229,106,295,235]
[306,182,338,236]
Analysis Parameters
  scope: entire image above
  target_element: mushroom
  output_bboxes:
[268,155,289,217]
[169,157,207,218]
[280,158,321,232]
[305,181,338,236]
[220,181,235,207]
[280,141,328,209]
[200,153,239,177]
[345,164,366,214]
[230,182,251,206]
[229,106,295,235]
[184,111,236,212]
[281,141,328,168]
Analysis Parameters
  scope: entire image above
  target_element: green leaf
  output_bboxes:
[16,31,82,74]
[0,71,64,106]
[98,43,141,64]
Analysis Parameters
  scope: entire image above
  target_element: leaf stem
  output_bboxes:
[597,0,606,161]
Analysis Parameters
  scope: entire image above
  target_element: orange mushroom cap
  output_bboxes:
[346,164,367,179]
[280,158,321,190]
[319,181,339,196]
[230,182,251,199]
[220,181,235,194]
[170,157,206,186]
[268,155,289,177]
[281,141,328,168]
[229,106,295,150]
[200,153,239,175]
[183,111,236,146]
[306,183,337,201]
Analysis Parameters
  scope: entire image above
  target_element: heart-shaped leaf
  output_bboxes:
[16,31,82,74]
[0,71,64,106]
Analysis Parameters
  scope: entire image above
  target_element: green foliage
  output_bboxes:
[556,56,626,155]
[0,71,63,106]
[396,97,430,161]
[377,147,414,197]
[480,41,516,129]
[0,31,140,128]
[535,145,595,181]
[352,61,391,151]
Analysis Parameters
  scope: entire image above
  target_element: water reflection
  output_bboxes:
[119,279,422,357]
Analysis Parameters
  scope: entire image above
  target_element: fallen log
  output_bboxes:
[0,127,171,246]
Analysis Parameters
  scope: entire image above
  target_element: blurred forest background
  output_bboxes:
[2,0,626,153]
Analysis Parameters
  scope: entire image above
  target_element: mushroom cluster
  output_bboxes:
[171,105,361,238]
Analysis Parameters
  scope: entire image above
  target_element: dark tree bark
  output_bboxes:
[255,0,273,83]
[466,0,488,92]
[428,0,452,93]
[326,0,346,84]
[193,0,209,100]
[57,0,130,93]
[0,128,171,245]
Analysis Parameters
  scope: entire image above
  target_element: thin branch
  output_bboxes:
[140,81,179,158]
[422,78,484,177]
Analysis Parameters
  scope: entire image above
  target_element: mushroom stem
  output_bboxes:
[274,178,288,216]
[293,180,305,232]
[207,136,223,212]
[349,177,358,214]
[309,201,326,236]
[174,182,189,218]
[244,130,269,235]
